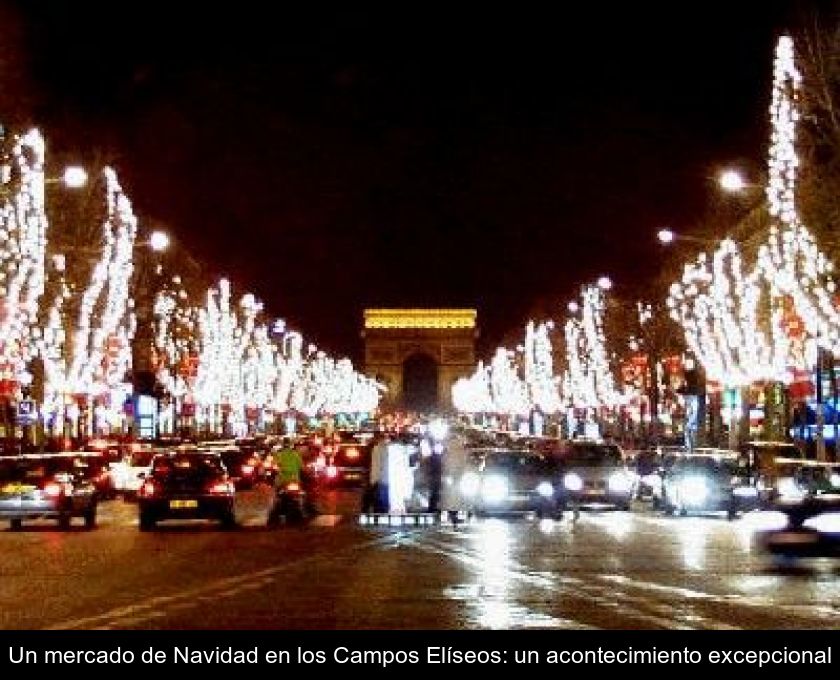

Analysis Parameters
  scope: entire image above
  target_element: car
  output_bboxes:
[756,493,840,558]
[659,450,759,519]
[0,453,99,530]
[555,440,636,510]
[323,432,374,486]
[109,446,156,496]
[457,448,560,517]
[136,451,237,530]
[738,440,810,504]
[72,451,118,500]
[625,448,665,502]
[218,447,263,489]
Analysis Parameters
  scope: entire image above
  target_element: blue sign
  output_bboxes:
[17,399,36,425]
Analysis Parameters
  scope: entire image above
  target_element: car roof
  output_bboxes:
[0,451,105,460]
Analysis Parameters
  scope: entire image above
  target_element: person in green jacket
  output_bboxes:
[273,437,303,487]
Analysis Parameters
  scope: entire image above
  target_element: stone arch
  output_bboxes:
[362,309,478,412]
[401,352,439,412]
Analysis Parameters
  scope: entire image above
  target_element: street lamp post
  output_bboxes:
[131,229,170,438]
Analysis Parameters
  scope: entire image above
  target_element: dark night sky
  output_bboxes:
[4,1,811,359]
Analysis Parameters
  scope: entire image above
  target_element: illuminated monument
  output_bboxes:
[362,309,478,412]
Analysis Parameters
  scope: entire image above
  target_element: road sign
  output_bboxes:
[17,399,36,424]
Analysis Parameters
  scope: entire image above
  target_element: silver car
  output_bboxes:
[556,441,635,510]
[458,448,559,517]
[0,453,99,530]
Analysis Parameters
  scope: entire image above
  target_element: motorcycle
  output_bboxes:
[267,480,307,526]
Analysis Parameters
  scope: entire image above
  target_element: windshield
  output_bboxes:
[674,456,739,475]
[482,452,553,474]
[0,456,76,482]
[152,453,225,479]
[564,445,622,466]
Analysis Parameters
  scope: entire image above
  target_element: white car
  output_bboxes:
[110,448,155,495]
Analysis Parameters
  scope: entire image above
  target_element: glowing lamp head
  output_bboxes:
[149,230,170,252]
[62,166,88,188]
[719,169,746,193]
[597,276,613,291]
[657,228,675,244]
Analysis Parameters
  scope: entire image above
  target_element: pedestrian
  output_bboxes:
[365,433,390,513]
[441,429,470,522]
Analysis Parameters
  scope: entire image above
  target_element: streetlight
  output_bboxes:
[657,228,676,245]
[597,276,612,291]
[567,301,579,313]
[60,166,88,189]
[149,230,169,253]
[718,168,747,193]
[657,228,718,246]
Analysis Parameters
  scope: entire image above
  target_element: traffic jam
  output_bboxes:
[1,424,839,560]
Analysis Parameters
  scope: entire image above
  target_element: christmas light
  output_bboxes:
[0,129,48,401]
[563,283,620,409]
[39,167,138,432]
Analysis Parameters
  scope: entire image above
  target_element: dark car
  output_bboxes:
[73,451,117,500]
[458,448,559,517]
[324,432,373,486]
[757,493,840,558]
[660,451,759,519]
[0,453,99,530]
[137,451,236,530]
[556,441,636,510]
[219,447,262,489]
[739,440,808,504]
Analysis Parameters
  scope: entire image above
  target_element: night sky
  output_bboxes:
[3,1,808,360]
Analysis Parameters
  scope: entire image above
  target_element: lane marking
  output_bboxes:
[44,534,393,630]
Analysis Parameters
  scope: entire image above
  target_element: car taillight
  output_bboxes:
[99,470,111,481]
[326,465,338,479]
[285,482,301,492]
[208,481,234,495]
[43,481,63,497]
[241,464,254,475]
[139,480,157,497]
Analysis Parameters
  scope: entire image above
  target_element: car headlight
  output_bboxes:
[563,472,583,492]
[608,471,633,493]
[481,475,509,503]
[777,476,806,501]
[830,473,840,489]
[536,481,554,498]
[678,476,708,506]
[459,472,480,497]
[742,510,789,531]
[803,513,840,533]
[641,473,661,488]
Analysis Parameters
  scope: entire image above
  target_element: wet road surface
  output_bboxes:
[1,487,838,629]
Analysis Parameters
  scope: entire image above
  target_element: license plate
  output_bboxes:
[1,484,35,495]
[345,473,361,480]
[170,499,198,509]
[770,532,819,545]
